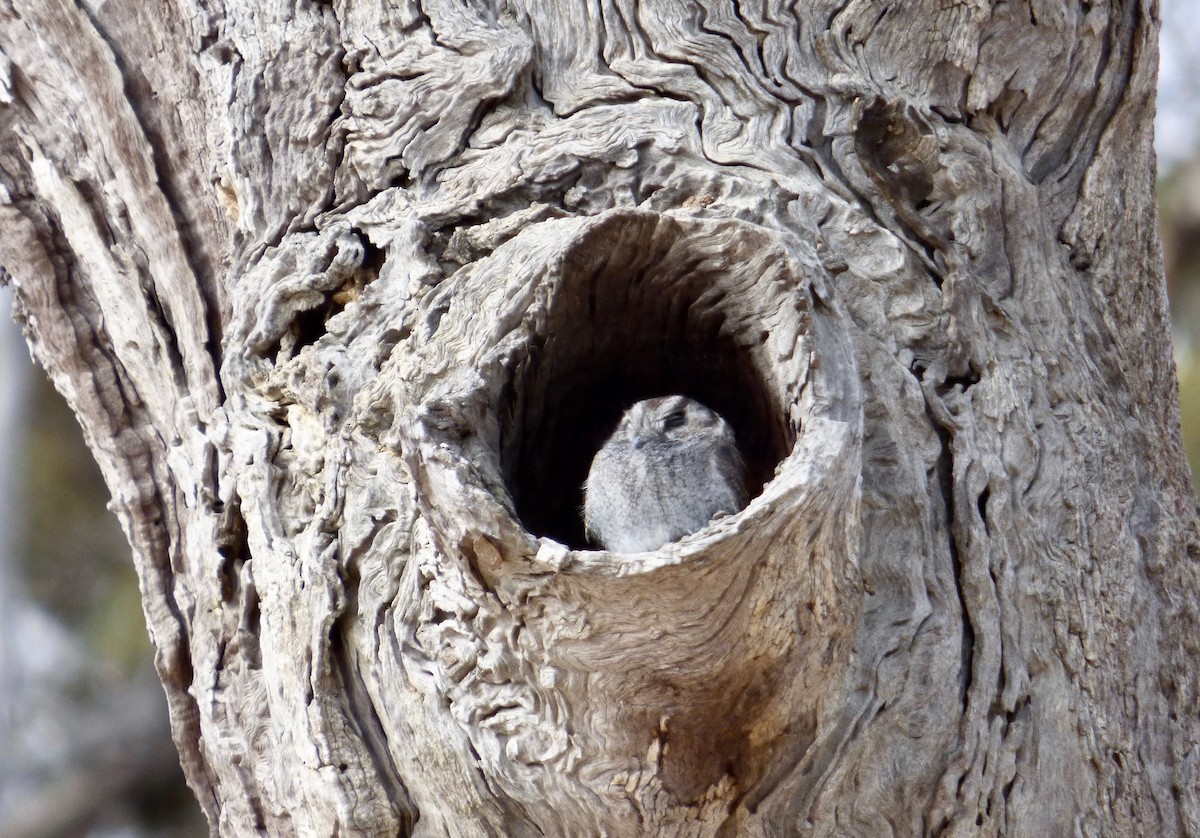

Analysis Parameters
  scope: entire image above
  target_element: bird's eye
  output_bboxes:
[662,409,687,430]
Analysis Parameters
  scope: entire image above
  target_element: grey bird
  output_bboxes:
[583,395,748,552]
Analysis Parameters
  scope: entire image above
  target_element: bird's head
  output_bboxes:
[621,395,724,449]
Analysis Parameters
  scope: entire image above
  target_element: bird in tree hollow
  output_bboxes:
[584,395,748,553]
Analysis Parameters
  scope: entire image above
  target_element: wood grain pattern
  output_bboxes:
[1,0,1196,834]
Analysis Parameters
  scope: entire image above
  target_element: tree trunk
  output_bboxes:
[1,0,1197,834]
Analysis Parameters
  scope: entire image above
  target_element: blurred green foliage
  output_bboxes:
[1179,349,1200,488]
[14,362,206,836]
[1158,162,1200,492]
[22,371,149,678]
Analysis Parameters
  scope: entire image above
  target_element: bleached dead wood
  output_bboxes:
[1,0,1198,835]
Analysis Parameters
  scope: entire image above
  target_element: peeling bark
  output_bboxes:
[1,0,1197,835]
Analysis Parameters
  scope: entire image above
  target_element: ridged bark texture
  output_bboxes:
[0,0,1197,835]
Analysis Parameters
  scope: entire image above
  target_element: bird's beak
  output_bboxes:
[633,435,647,449]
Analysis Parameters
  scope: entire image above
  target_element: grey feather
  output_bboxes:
[583,396,748,552]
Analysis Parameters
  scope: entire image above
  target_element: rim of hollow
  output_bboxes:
[401,209,858,570]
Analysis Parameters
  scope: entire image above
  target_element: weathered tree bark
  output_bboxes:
[1,0,1197,834]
